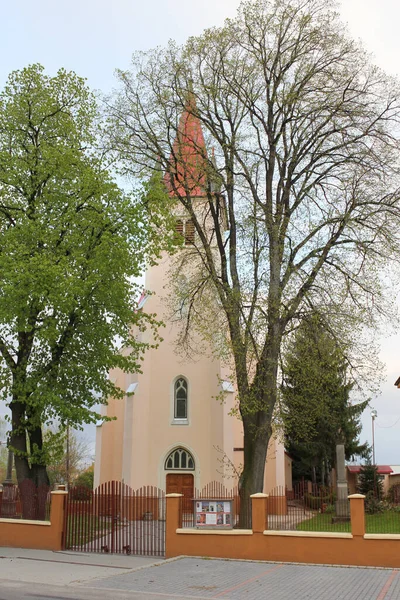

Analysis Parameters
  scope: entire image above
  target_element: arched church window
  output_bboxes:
[174,377,188,419]
[185,219,195,245]
[165,448,195,470]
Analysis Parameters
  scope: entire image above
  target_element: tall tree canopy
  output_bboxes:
[0,65,174,490]
[107,0,400,502]
[281,315,369,485]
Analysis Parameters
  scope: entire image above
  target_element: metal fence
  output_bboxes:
[0,481,50,521]
[65,482,165,556]
[273,482,400,534]
[364,489,400,534]
[268,484,350,533]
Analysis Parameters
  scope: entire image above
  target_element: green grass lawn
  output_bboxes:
[296,513,350,532]
[296,511,400,534]
[365,512,400,534]
[66,515,113,548]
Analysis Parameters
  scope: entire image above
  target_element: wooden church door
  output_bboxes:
[166,473,194,513]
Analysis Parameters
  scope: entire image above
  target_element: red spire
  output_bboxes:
[165,102,208,198]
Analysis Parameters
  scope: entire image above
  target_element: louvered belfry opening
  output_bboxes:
[184,219,195,245]
[175,218,184,237]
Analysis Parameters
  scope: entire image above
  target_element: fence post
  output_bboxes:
[250,493,268,533]
[50,490,68,551]
[348,494,365,537]
[165,493,183,558]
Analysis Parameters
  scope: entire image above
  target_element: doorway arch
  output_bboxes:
[164,447,195,513]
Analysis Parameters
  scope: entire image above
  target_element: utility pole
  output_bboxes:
[66,423,70,489]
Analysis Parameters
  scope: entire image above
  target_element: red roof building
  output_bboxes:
[347,465,393,475]
[346,465,394,495]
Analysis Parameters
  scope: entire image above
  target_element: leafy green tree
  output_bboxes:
[0,65,174,496]
[73,464,94,490]
[282,315,369,484]
[108,0,400,507]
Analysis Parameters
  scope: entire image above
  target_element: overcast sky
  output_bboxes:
[1,0,399,464]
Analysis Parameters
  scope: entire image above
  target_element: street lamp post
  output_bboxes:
[371,409,378,465]
[66,423,70,489]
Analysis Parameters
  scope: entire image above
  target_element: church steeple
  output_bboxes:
[165,100,208,198]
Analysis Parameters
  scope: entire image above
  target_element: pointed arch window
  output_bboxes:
[165,448,195,470]
[174,218,195,246]
[174,377,188,419]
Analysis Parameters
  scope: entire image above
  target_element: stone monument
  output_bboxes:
[334,443,350,521]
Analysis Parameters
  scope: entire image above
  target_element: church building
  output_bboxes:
[94,105,292,502]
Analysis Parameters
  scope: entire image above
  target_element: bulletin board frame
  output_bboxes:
[194,498,233,529]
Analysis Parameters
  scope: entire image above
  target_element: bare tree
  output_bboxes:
[45,427,92,488]
[107,0,400,509]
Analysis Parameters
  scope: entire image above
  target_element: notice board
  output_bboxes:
[195,499,233,529]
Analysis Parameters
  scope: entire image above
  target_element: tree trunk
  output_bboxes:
[321,460,326,487]
[312,466,317,485]
[237,320,281,528]
[28,422,50,520]
[11,398,50,520]
[239,417,271,527]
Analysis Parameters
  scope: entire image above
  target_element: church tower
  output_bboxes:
[94,104,291,500]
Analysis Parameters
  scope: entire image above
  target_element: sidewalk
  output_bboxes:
[0,547,162,586]
[0,549,399,600]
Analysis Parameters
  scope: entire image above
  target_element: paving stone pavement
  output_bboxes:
[83,557,400,600]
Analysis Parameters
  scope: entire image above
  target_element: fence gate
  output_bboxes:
[64,482,165,556]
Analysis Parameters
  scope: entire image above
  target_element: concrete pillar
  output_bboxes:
[250,493,268,533]
[349,494,365,537]
[166,493,183,558]
[50,490,68,551]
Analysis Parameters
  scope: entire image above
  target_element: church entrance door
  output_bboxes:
[166,473,194,513]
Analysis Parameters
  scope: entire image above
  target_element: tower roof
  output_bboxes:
[165,103,208,198]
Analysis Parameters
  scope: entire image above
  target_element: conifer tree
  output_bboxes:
[358,463,384,501]
[282,315,369,484]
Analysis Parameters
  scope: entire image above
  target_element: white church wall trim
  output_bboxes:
[126,382,138,394]
[221,381,234,393]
